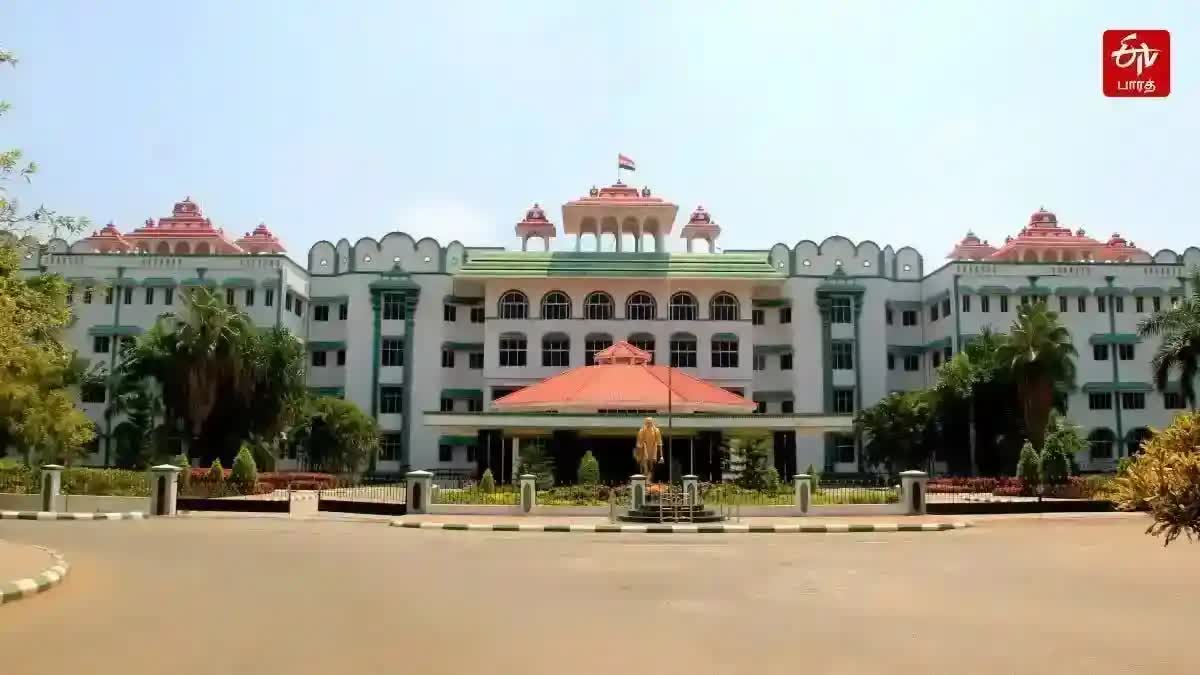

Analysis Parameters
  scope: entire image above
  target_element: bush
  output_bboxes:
[207,459,225,483]
[1016,442,1041,493]
[173,453,191,491]
[1040,446,1072,486]
[734,434,774,491]
[518,442,555,490]
[479,468,496,493]
[1113,412,1200,545]
[256,472,336,491]
[576,451,600,485]
[231,446,258,490]
[58,468,151,497]
[763,466,781,493]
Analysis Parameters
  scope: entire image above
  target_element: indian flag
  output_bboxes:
[618,154,636,171]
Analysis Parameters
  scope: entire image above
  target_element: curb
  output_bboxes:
[0,511,147,521]
[390,521,973,534]
[0,545,70,606]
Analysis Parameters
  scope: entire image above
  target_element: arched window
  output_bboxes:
[625,291,656,320]
[669,332,697,368]
[669,292,698,321]
[627,332,655,364]
[1125,427,1153,456]
[541,333,570,367]
[584,292,614,320]
[1088,428,1116,459]
[584,332,613,366]
[540,291,571,320]
[709,292,740,321]
[711,334,739,368]
[194,242,211,255]
[498,290,529,319]
[498,332,527,367]
[155,242,171,255]
[175,242,191,255]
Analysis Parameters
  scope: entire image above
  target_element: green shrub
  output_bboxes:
[207,459,225,482]
[734,434,774,491]
[1016,441,1041,493]
[59,468,151,497]
[249,443,277,473]
[479,468,496,493]
[763,466,781,493]
[173,453,191,491]
[231,446,258,491]
[518,441,555,490]
[1040,445,1071,486]
[576,451,600,485]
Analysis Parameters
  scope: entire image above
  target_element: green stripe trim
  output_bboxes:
[442,342,485,351]
[976,285,1011,294]
[1094,286,1131,297]
[454,252,783,279]
[179,278,217,287]
[1052,286,1091,296]
[1082,382,1153,393]
[751,298,791,307]
[64,276,98,285]
[925,336,952,351]
[752,390,794,402]
[104,277,139,287]
[1088,333,1140,345]
[220,277,257,288]
[438,435,477,446]
[87,324,143,337]
[311,295,349,302]
[444,295,484,305]
[306,341,346,351]
[1014,285,1051,296]
[441,388,484,399]
[140,277,178,288]
[712,332,739,341]
[1131,286,1173,296]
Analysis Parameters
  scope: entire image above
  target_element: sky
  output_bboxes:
[3,2,1197,261]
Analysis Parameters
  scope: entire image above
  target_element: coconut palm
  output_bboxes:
[935,327,1008,475]
[1137,270,1200,409]
[998,302,1077,451]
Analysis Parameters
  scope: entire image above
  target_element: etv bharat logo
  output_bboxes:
[1104,30,1170,97]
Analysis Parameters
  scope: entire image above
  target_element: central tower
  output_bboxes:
[561,182,679,253]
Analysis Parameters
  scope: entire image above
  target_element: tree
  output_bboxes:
[1112,411,1200,545]
[518,439,555,490]
[576,450,600,485]
[855,392,936,474]
[105,370,165,469]
[289,396,379,474]
[998,302,1077,451]
[732,434,777,491]
[1041,415,1084,485]
[1016,441,1041,492]
[935,327,1009,475]
[1137,269,1200,409]
[230,445,258,492]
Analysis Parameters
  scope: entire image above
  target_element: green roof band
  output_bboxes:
[444,295,484,305]
[221,277,257,288]
[1014,286,1051,296]
[753,345,793,355]
[711,332,739,341]
[1089,333,1141,346]
[441,388,483,400]
[1082,382,1153,393]
[751,298,791,308]
[455,252,783,279]
[925,337,952,351]
[104,277,140,287]
[1094,286,1131,297]
[1131,286,1184,297]
[307,341,346,351]
[1052,286,1091,297]
[976,285,1011,295]
[87,325,144,337]
[141,277,178,288]
[179,278,217,287]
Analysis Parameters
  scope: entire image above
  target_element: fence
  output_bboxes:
[925,475,1117,514]
[317,475,408,516]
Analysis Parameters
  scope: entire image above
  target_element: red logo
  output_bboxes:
[1104,30,1170,97]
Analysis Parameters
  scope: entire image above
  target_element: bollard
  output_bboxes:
[793,474,812,515]
[149,464,183,516]
[682,474,699,507]
[899,470,929,515]
[519,474,537,514]
[630,474,647,511]
[406,470,433,514]
[40,464,64,513]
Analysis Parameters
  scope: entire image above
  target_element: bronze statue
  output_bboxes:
[634,417,664,480]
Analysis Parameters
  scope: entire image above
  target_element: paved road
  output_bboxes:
[0,514,1196,674]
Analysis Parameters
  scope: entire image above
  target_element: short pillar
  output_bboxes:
[630,474,647,511]
[793,474,812,515]
[149,464,182,516]
[682,474,699,506]
[406,470,433,514]
[899,470,928,515]
[519,474,537,514]
[40,464,63,512]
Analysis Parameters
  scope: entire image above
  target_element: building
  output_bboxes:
[14,183,1199,477]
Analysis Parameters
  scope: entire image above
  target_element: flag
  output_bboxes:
[618,154,636,171]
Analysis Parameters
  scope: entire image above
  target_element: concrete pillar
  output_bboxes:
[793,474,812,515]
[520,473,537,514]
[575,234,581,252]
[543,237,550,252]
[149,464,182,516]
[40,464,63,512]
[630,474,647,510]
[406,470,433,514]
[682,474,699,506]
[654,232,665,253]
[900,470,928,515]
[686,237,693,253]
[615,227,623,252]
[510,437,520,485]
[521,236,528,252]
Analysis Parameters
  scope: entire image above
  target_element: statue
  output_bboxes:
[634,417,664,480]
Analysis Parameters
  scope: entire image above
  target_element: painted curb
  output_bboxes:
[390,521,973,534]
[0,545,70,606]
[0,511,147,521]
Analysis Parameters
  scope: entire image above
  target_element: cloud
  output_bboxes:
[391,200,509,248]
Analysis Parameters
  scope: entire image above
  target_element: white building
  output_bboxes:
[15,185,1198,477]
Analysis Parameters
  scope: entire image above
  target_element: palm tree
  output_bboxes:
[1137,270,1200,409]
[999,302,1077,451]
[935,327,1008,475]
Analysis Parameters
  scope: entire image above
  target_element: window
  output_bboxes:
[145,288,154,304]
[780,307,792,324]
[584,335,612,365]
[499,335,527,367]
[381,338,404,366]
[753,354,766,371]
[442,349,455,368]
[164,288,174,306]
[1097,296,1107,313]
[781,400,794,414]
[944,346,953,362]
[887,353,895,370]
[225,288,235,305]
[1093,344,1109,361]
[1088,392,1113,410]
[1118,344,1135,361]
[885,308,894,325]
[831,342,853,370]
[468,352,484,369]
[902,309,918,325]
[980,296,990,313]
[1172,296,1181,308]
[105,287,114,305]
[961,295,971,313]
[755,400,767,414]
[311,351,327,367]
[1114,297,1125,313]
[941,298,951,317]
[264,289,273,307]
[467,446,477,462]
[338,303,347,320]
[497,290,528,319]
[710,292,740,321]
[628,336,655,363]
[711,338,739,368]
[443,304,457,322]
[438,445,453,462]
[932,351,941,368]
[541,291,571,319]
[904,354,920,371]
[93,335,111,353]
[1121,392,1145,410]
[1164,392,1186,409]
[80,380,106,403]
[1058,296,1067,313]
[295,299,304,317]
[833,434,855,463]
[470,307,485,323]
[830,297,851,324]
[669,292,698,321]
[780,352,793,370]
[584,292,614,320]
[467,398,483,412]
[1076,297,1085,313]
[542,335,570,367]
[1020,295,1031,306]
[1135,296,1144,313]
[670,335,697,367]
[245,289,255,307]
[1152,296,1162,312]
[1088,429,1115,459]
[66,286,74,304]
[625,292,656,320]
[382,293,406,320]
[930,304,938,322]
[440,398,454,412]
[314,305,330,322]
[122,287,133,305]
[336,349,346,366]
[999,296,1009,312]
[751,309,764,326]
[83,287,93,304]
[832,389,855,414]
[379,434,403,461]
[379,387,403,414]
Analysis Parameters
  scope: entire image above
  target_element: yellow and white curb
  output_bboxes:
[390,521,973,534]
[0,511,146,521]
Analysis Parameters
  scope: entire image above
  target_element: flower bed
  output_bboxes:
[927,475,1115,499]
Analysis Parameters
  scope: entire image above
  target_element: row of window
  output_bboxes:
[496,290,742,321]
[753,400,796,413]
[888,293,1181,326]
[495,335,741,368]
[313,302,349,322]
[1093,344,1135,361]
[1087,391,1185,410]
[753,353,794,371]
[443,304,486,323]
[310,349,347,367]
[751,308,792,325]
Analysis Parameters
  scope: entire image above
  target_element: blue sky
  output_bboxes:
[3,2,1196,260]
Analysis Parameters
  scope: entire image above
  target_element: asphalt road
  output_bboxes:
[1,514,1196,674]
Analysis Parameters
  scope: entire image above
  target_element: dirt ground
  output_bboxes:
[0,513,1196,675]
